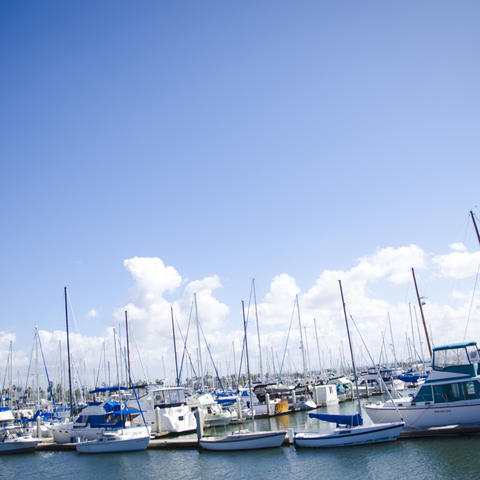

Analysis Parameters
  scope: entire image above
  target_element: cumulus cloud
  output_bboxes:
[433,245,480,279]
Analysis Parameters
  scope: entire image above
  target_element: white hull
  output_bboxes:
[76,427,150,454]
[0,437,39,454]
[294,422,404,448]
[365,398,480,430]
[199,430,286,451]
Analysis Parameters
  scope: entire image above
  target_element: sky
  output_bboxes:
[0,1,479,388]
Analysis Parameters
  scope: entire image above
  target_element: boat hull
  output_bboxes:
[365,400,480,430]
[199,430,286,451]
[76,428,150,454]
[0,438,40,454]
[294,422,404,448]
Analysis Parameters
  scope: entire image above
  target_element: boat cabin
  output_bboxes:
[411,342,480,405]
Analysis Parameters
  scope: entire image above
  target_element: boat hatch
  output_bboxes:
[432,343,478,376]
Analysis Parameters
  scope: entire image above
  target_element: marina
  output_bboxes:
[2,1,480,478]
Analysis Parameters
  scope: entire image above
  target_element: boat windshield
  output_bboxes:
[154,389,185,406]
[434,347,470,369]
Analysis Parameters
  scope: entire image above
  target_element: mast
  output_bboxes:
[171,306,180,386]
[232,341,236,385]
[411,268,432,358]
[471,210,480,247]
[314,318,322,379]
[113,328,123,426]
[242,300,255,429]
[296,295,308,384]
[388,313,398,367]
[252,278,264,381]
[64,287,74,418]
[125,311,131,384]
[194,293,203,389]
[338,280,362,415]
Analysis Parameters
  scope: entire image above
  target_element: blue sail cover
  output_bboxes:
[309,412,363,427]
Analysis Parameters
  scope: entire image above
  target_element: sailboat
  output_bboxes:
[199,301,286,451]
[294,280,404,448]
[76,321,150,453]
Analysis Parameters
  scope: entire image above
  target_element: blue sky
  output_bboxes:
[1,1,480,381]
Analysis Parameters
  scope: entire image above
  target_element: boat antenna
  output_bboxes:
[64,286,74,419]
[411,268,432,358]
[338,280,362,416]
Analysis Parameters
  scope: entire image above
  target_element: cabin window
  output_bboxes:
[432,382,479,403]
[467,346,479,363]
[414,386,433,403]
[463,381,480,400]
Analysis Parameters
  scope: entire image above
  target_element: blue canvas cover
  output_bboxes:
[309,412,363,427]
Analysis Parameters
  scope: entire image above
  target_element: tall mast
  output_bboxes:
[338,280,362,415]
[125,310,131,385]
[64,287,74,418]
[471,210,480,247]
[242,300,255,429]
[113,328,123,425]
[411,268,432,358]
[314,318,322,378]
[296,295,308,384]
[171,306,180,386]
[252,278,264,381]
[388,313,398,367]
[194,293,203,389]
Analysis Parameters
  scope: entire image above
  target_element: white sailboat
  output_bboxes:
[199,429,286,451]
[76,325,150,454]
[199,301,286,451]
[76,425,150,454]
[294,280,404,448]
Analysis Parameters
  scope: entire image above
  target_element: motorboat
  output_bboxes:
[131,386,197,434]
[0,407,40,454]
[365,341,480,431]
[187,392,232,428]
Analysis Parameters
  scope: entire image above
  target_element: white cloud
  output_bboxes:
[433,246,480,279]
[87,309,97,318]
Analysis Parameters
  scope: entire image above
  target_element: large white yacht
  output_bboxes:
[365,341,480,430]
[128,386,196,434]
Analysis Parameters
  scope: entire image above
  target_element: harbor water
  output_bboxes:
[2,404,480,480]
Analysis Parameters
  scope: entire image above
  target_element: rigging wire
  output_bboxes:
[463,264,480,341]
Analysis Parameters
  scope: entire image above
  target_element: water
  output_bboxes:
[3,407,480,479]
